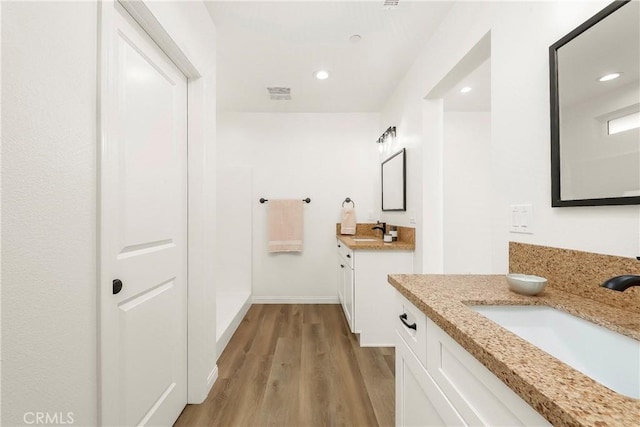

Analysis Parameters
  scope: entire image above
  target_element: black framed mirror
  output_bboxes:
[381,148,406,211]
[550,0,640,207]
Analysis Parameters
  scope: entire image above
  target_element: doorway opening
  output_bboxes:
[422,32,493,274]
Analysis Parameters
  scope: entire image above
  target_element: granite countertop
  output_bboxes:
[337,234,415,251]
[387,274,640,427]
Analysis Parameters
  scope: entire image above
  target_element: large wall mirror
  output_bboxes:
[382,148,406,211]
[550,0,640,206]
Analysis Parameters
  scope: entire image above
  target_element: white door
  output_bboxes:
[99,2,188,425]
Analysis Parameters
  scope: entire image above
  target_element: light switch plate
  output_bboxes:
[510,204,534,234]
[510,205,520,233]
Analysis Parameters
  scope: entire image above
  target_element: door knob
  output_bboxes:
[113,279,123,295]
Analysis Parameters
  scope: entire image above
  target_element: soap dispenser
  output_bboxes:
[389,225,398,241]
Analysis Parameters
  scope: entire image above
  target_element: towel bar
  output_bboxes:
[260,198,311,204]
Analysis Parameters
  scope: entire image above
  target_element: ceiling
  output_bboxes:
[205,1,455,113]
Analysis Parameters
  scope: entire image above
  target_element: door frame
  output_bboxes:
[97,0,217,422]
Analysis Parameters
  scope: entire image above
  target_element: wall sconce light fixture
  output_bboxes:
[376,126,396,144]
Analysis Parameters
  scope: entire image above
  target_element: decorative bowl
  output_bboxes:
[506,273,547,296]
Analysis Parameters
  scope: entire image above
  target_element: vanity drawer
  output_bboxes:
[336,239,354,268]
[396,292,427,366]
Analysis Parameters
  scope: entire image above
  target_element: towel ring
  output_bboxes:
[342,197,355,207]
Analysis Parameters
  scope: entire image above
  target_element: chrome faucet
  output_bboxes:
[600,275,640,292]
[372,221,386,237]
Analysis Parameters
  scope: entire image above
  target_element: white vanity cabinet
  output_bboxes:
[336,241,355,332]
[396,330,465,426]
[337,239,413,346]
[395,291,551,427]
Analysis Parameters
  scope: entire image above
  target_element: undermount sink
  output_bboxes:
[471,305,640,399]
[352,238,378,242]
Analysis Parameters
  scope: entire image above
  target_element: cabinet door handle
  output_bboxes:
[340,264,345,268]
[338,244,341,248]
[346,254,351,258]
[399,313,417,330]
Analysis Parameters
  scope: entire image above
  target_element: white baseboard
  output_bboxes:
[216,295,252,359]
[251,296,339,304]
[359,341,396,348]
[206,365,218,390]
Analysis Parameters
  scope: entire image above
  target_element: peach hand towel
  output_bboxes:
[268,199,304,252]
[340,206,357,235]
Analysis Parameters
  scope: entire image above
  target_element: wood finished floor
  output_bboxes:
[174,304,395,427]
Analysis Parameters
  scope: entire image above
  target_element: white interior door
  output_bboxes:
[100,2,188,425]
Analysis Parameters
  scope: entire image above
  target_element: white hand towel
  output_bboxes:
[267,199,304,252]
[340,207,357,235]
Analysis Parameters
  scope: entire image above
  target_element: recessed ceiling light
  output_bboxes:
[460,86,472,94]
[349,34,362,43]
[598,72,622,82]
[314,70,330,80]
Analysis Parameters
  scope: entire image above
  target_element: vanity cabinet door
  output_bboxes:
[337,257,345,306]
[396,332,466,427]
[337,247,355,333]
[343,263,354,332]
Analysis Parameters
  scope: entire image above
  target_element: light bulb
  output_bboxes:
[598,72,621,82]
[314,70,330,80]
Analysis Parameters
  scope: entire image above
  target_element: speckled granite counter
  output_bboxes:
[388,274,640,427]
[336,222,415,251]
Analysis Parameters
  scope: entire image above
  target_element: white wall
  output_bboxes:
[215,166,252,335]
[2,3,98,424]
[217,113,379,301]
[380,0,639,274]
[443,112,493,274]
[2,1,218,423]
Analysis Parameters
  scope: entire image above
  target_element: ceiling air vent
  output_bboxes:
[383,0,399,9]
[266,87,291,101]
